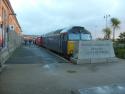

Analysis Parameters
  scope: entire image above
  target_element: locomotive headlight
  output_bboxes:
[70,50,73,54]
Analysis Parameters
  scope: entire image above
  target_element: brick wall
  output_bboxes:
[0,0,22,68]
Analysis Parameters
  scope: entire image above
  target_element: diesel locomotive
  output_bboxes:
[42,26,92,57]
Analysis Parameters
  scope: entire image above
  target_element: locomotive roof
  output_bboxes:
[44,26,91,36]
[60,26,90,34]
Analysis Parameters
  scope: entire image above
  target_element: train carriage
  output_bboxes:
[35,37,43,46]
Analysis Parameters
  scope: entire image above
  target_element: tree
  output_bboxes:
[111,18,121,41]
[117,32,125,43]
[103,27,111,40]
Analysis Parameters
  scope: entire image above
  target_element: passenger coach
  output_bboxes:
[35,37,43,46]
[43,26,92,57]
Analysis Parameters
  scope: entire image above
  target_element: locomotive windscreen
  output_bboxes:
[81,34,92,40]
[68,34,80,40]
[68,26,92,40]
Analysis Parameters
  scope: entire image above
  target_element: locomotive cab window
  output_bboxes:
[68,33,80,41]
[81,34,92,40]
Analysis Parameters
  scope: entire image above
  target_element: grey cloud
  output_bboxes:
[10,0,125,38]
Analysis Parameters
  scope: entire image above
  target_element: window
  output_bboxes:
[68,34,80,40]
[81,34,92,40]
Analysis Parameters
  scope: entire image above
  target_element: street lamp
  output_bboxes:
[9,13,16,16]
[104,14,110,28]
[7,13,17,33]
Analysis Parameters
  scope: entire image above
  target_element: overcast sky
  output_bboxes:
[10,0,125,39]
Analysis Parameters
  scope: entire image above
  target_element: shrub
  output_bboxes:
[114,47,125,59]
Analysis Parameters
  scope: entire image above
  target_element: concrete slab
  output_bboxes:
[0,46,125,94]
[71,84,125,94]
[72,40,116,64]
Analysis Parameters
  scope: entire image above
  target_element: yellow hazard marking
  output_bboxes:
[67,41,74,55]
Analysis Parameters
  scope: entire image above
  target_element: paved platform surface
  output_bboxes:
[0,46,125,94]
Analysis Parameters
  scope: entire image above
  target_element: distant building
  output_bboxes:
[23,35,40,40]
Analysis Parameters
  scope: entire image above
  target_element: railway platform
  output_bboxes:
[0,45,125,94]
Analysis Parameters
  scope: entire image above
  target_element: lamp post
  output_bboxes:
[7,13,16,37]
[104,14,110,28]
[7,13,16,32]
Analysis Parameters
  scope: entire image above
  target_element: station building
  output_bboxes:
[0,0,22,68]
